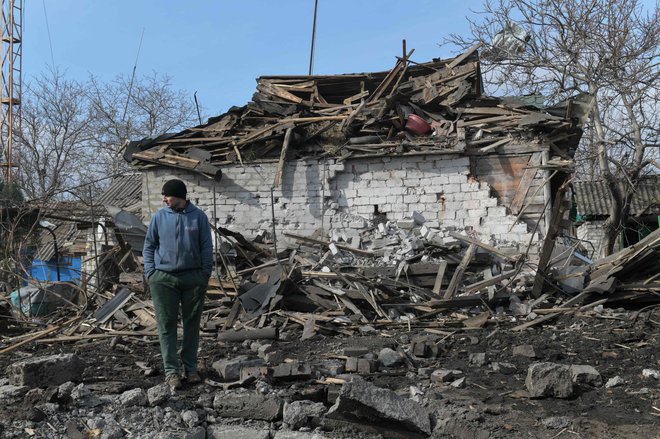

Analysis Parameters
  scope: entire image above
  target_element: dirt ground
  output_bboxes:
[0,305,658,438]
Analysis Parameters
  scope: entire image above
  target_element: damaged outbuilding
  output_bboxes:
[126,46,584,253]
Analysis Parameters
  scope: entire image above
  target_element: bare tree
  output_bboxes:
[446,0,659,255]
[86,72,199,177]
[13,70,199,201]
[16,69,95,200]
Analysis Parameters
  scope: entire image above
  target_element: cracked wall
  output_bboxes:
[142,153,539,248]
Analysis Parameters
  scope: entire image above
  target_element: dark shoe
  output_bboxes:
[184,371,202,384]
[166,373,182,390]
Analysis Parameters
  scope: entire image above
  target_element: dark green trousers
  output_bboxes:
[149,269,207,376]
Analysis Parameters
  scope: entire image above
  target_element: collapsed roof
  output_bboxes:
[125,46,585,179]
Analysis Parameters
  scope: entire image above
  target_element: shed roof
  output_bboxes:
[573,176,660,217]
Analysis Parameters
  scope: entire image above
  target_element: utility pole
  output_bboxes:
[1,0,22,184]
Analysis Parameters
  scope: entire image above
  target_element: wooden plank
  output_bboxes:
[432,260,448,295]
[531,178,570,298]
[283,232,374,257]
[448,232,521,262]
[478,136,511,153]
[273,127,294,187]
[446,42,482,69]
[510,152,543,214]
[511,291,590,331]
[464,269,518,294]
[443,243,477,299]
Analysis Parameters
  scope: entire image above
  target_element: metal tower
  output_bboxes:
[1,0,22,184]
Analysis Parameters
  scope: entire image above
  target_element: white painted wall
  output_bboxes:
[142,154,539,249]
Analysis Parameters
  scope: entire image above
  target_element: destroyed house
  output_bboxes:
[126,48,584,253]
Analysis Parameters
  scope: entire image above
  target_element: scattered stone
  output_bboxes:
[605,376,625,388]
[542,416,572,429]
[272,361,311,380]
[525,362,574,398]
[181,409,200,428]
[312,360,344,377]
[71,384,103,408]
[327,376,431,435]
[512,344,537,358]
[206,426,270,439]
[273,431,332,439]
[213,356,266,381]
[378,348,402,367]
[57,381,76,402]
[284,400,327,430]
[118,388,147,407]
[342,347,370,357]
[570,365,602,387]
[213,390,283,421]
[431,369,463,385]
[7,354,85,387]
[417,367,434,378]
[397,219,415,229]
[642,369,660,380]
[491,362,517,374]
[469,352,487,366]
[450,377,466,388]
[345,358,374,374]
[0,384,29,405]
[412,211,426,225]
[358,325,377,334]
[147,383,171,407]
[411,339,439,358]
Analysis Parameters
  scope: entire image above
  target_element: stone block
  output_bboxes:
[213,356,266,381]
[207,425,270,439]
[411,340,438,358]
[469,352,488,366]
[272,361,312,380]
[526,362,574,398]
[487,206,507,217]
[240,366,269,382]
[312,360,345,377]
[0,384,29,405]
[147,383,171,406]
[512,344,537,358]
[431,369,463,384]
[118,388,147,407]
[7,354,85,387]
[213,391,283,421]
[327,376,431,435]
[491,362,517,375]
[397,219,415,229]
[273,432,332,439]
[283,400,327,429]
[378,348,402,368]
[570,365,602,387]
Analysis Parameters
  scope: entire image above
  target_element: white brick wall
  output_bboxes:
[141,154,539,248]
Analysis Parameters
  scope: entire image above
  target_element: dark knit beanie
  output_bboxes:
[161,179,187,199]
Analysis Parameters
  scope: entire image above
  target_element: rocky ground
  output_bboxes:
[0,304,658,439]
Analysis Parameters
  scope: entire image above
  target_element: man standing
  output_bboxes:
[143,178,213,389]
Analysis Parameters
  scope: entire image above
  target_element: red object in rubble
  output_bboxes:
[405,114,432,135]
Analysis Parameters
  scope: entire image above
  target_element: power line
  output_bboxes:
[122,27,145,123]
[41,0,55,67]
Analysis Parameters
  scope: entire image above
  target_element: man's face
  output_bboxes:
[162,194,186,209]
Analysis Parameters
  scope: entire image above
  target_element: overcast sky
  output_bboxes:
[25,0,478,116]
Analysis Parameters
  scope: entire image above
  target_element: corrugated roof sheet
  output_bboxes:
[97,174,142,213]
[574,176,660,216]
